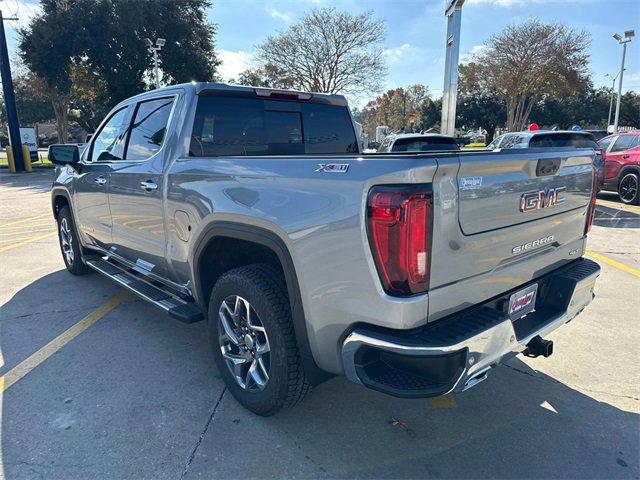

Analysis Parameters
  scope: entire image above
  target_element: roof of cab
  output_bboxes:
[113,82,350,109]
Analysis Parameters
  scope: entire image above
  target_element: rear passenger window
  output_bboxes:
[610,135,639,152]
[125,98,174,160]
[190,95,358,156]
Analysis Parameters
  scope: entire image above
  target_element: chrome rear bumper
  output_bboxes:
[341,258,601,398]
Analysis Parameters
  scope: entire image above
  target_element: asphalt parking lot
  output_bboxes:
[1,170,638,480]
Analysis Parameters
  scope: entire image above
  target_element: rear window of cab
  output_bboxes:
[189,95,358,156]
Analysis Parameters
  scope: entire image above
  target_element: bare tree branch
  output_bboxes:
[249,8,387,96]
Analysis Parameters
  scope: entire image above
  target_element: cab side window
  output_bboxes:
[125,97,174,160]
[90,108,129,162]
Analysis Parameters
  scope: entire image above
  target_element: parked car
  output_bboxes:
[487,130,603,187]
[376,133,459,152]
[48,83,600,415]
[486,130,599,149]
[585,130,609,141]
[598,131,640,205]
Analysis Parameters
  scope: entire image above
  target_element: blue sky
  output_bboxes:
[3,0,639,107]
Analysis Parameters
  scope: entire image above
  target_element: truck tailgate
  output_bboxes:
[427,148,596,321]
[457,149,593,235]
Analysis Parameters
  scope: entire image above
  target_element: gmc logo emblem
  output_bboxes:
[520,187,566,212]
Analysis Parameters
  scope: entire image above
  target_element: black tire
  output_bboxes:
[207,264,310,416]
[57,206,90,275]
[618,172,640,205]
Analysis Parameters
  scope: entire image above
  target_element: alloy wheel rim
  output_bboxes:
[619,175,638,203]
[60,218,74,265]
[218,295,270,391]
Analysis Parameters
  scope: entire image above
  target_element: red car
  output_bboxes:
[598,131,640,205]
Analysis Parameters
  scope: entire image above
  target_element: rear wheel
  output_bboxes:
[208,264,309,416]
[57,206,90,275]
[618,172,640,205]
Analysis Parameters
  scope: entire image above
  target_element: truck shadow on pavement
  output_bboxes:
[0,169,55,195]
[1,271,638,479]
[594,205,640,229]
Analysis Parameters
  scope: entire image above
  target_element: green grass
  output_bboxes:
[0,149,54,169]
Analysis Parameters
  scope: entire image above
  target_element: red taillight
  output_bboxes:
[367,186,432,296]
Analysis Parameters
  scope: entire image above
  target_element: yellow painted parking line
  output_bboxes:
[0,223,54,234]
[0,231,57,253]
[0,213,50,229]
[0,291,129,393]
[0,227,55,238]
[427,395,457,409]
[587,251,640,279]
[597,199,640,214]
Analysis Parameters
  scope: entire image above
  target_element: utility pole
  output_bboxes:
[612,30,634,133]
[605,71,620,129]
[441,0,465,137]
[1,10,25,172]
[145,38,166,89]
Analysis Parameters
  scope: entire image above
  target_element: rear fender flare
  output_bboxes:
[191,221,330,385]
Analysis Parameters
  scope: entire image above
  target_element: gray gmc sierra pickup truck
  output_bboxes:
[49,83,601,415]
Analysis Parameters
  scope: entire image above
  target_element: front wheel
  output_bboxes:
[208,264,310,416]
[57,206,90,275]
[618,172,640,205]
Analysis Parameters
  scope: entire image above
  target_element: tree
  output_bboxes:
[618,91,640,127]
[359,85,431,137]
[78,0,220,103]
[457,63,505,141]
[18,0,80,142]
[470,20,590,131]
[236,64,295,89]
[19,0,220,141]
[0,73,55,127]
[254,8,386,95]
[419,98,441,132]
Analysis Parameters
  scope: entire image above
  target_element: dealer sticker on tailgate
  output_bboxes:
[508,283,538,320]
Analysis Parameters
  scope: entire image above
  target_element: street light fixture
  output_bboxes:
[145,37,166,89]
[612,29,634,133]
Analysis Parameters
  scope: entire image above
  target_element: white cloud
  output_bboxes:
[382,43,414,63]
[218,49,255,81]
[264,6,293,22]
[1,0,42,29]
[461,44,487,62]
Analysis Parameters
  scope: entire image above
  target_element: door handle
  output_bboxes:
[622,154,630,159]
[94,176,107,186]
[140,180,158,192]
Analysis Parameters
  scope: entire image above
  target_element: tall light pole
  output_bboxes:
[604,71,620,129]
[146,38,166,89]
[441,0,465,137]
[612,30,634,133]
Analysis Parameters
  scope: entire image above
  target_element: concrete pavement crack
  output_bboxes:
[180,387,226,479]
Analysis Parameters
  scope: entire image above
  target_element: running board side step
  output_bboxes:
[86,258,203,323]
